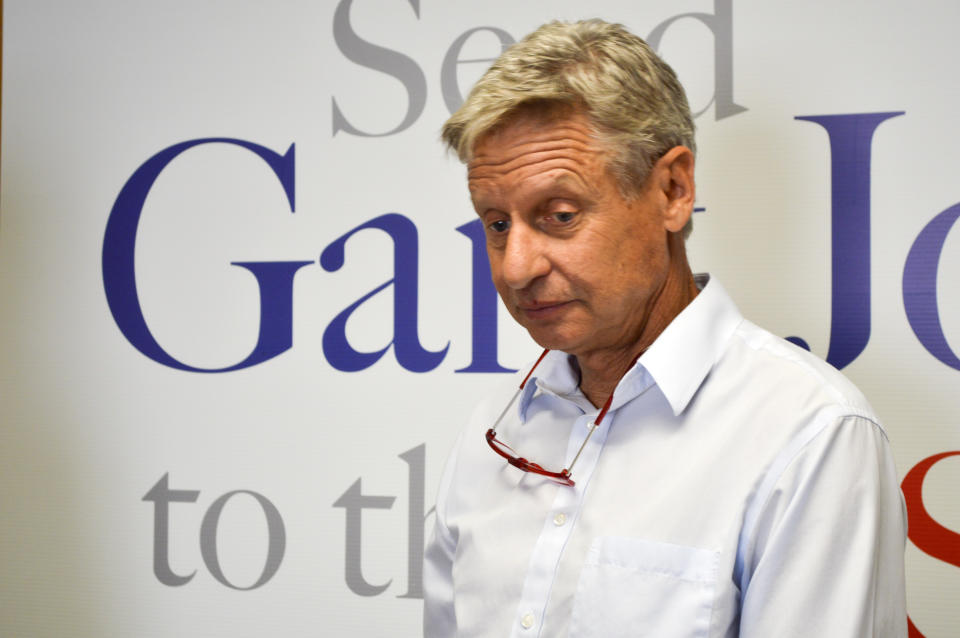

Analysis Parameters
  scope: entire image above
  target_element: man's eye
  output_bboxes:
[488,219,510,233]
[551,212,577,223]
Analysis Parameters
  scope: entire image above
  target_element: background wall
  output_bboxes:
[1,1,958,636]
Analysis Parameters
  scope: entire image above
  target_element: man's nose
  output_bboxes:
[500,224,550,290]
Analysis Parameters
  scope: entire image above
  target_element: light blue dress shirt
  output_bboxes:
[424,276,907,637]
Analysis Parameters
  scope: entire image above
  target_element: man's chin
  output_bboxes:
[524,328,582,355]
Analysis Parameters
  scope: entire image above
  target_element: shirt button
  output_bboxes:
[521,613,535,629]
[553,512,567,526]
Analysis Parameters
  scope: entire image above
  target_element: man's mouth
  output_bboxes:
[518,300,571,319]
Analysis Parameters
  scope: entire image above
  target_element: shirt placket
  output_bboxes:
[508,406,616,637]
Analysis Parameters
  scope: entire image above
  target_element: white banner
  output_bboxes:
[2,1,958,636]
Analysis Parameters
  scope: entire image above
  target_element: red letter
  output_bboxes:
[901,450,960,637]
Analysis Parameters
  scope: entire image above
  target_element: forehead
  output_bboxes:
[466,112,610,195]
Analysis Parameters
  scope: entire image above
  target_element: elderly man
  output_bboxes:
[424,19,906,638]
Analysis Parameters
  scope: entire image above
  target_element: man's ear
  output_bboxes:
[655,146,696,233]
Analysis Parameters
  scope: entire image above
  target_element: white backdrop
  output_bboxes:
[2,1,958,636]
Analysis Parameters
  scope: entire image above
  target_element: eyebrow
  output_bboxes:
[525,171,595,205]
[471,174,595,217]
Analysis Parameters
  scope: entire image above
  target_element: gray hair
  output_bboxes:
[442,19,696,235]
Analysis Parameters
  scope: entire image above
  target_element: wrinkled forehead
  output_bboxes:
[466,109,615,197]
[467,100,594,160]
[465,111,615,210]
[469,112,602,172]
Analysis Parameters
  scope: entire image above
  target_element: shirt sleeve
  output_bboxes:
[422,431,463,638]
[737,414,907,637]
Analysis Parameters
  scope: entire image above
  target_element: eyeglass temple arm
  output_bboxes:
[490,386,522,434]
[490,349,550,434]
[565,377,618,475]
[566,421,598,475]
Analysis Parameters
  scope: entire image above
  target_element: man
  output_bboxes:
[424,19,906,637]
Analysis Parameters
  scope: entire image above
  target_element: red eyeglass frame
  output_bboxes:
[484,349,620,487]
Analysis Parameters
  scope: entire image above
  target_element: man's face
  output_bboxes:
[467,111,679,361]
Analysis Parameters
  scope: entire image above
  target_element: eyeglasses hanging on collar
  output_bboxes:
[484,349,627,487]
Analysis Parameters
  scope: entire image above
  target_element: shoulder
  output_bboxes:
[722,318,879,425]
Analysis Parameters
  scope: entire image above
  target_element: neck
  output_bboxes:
[577,234,698,407]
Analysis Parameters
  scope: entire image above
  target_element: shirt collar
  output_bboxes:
[517,350,579,422]
[516,274,742,421]
[640,274,743,415]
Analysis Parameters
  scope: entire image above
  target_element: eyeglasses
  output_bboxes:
[485,349,619,487]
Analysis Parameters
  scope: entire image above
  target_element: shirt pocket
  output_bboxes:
[569,536,719,638]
